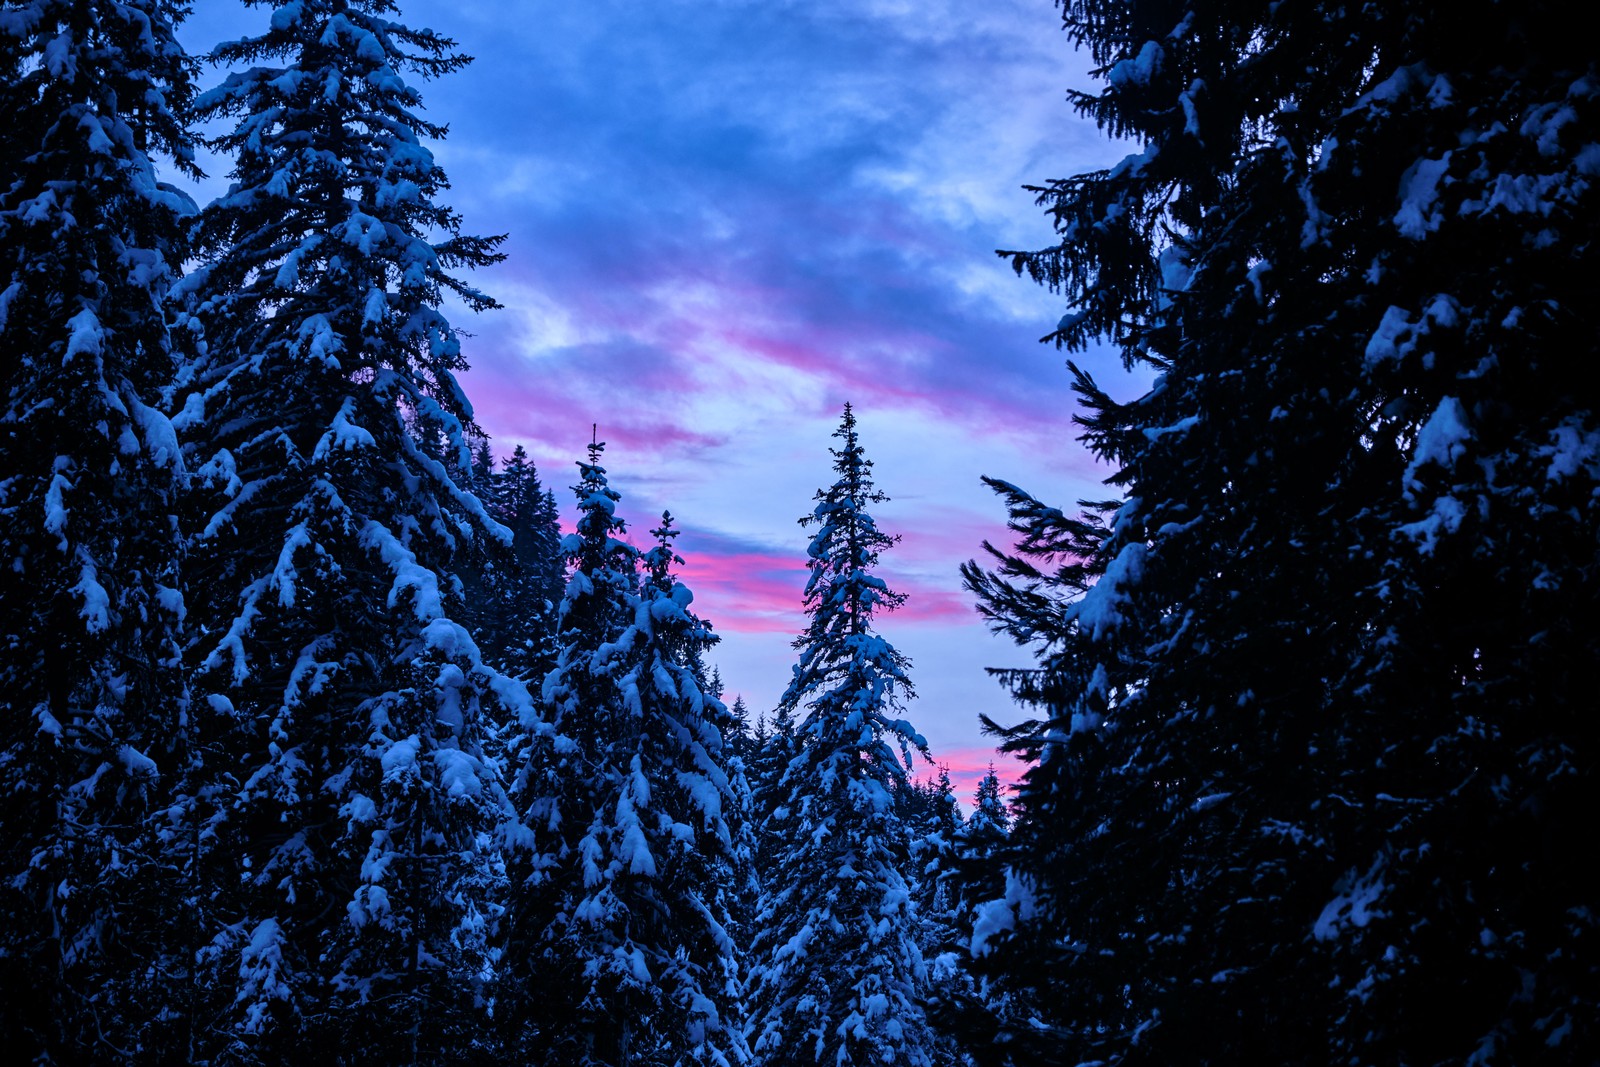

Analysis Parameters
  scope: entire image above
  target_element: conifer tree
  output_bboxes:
[961,767,1009,861]
[725,693,751,760]
[747,405,932,1067]
[721,693,762,971]
[966,0,1600,1062]
[494,444,564,679]
[0,2,198,1056]
[512,451,748,1066]
[174,1,521,1056]
[747,700,797,882]
[925,767,1014,1067]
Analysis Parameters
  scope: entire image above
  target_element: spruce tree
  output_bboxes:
[924,765,1013,1067]
[174,1,519,1057]
[747,700,797,882]
[511,451,748,1066]
[747,404,932,1067]
[965,0,1600,1062]
[0,2,198,1057]
[494,444,564,680]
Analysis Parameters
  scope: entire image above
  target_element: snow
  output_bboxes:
[43,467,71,545]
[34,702,63,739]
[616,791,658,877]
[1314,858,1388,940]
[296,313,342,368]
[270,523,312,607]
[0,281,21,333]
[1155,245,1191,309]
[1179,80,1204,138]
[1394,153,1452,238]
[1107,41,1162,91]
[131,398,182,469]
[270,1,306,32]
[971,870,1037,957]
[1143,414,1201,442]
[348,884,393,931]
[1542,418,1600,481]
[434,747,485,797]
[117,744,158,779]
[360,519,443,620]
[312,396,377,459]
[196,448,244,497]
[238,919,290,1034]
[64,308,104,362]
[1403,396,1471,495]
[73,562,111,632]
[341,793,377,829]
[1364,305,1415,364]
[380,733,422,783]
[1069,542,1146,639]
[1398,495,1468,554]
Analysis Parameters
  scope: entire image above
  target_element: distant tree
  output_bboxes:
[725,693,751,760]
[176,1,518,1057]
[747,698,797,891]
[926,766,1014,1067]
[747,405,932,1067]
[961,766,1010,860]
[464,443,563,682]
[499,446,566,678]
[0,1,198,1057]
[901,768,971,1067]
[511,452,748,1066]
[721,693,762,970]
[965,0,1600,1063]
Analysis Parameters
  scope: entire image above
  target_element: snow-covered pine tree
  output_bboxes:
[960,767,1009,868]
[901,768,971,1067]
[510,452,748,1065]
[625,512,750,1066]
[504,441,637,1061]
[173,1,522,1057]
[923,766,1013,1067]
[0,2,198,1056]
[494,444,564,680]
[965,0,1600,1062]
[747,404,932,1067]
[725,693,750,760]
[720,692,761,978]
[747,699,797,883]
[903,768,961,919]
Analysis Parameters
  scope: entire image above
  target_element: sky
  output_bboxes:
[179,0,1142,804]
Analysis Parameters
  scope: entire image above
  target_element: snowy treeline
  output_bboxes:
[0,3,1004,1062]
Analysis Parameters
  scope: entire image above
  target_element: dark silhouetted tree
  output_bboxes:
[0,2,197,1057]
[965,0,1600,1063]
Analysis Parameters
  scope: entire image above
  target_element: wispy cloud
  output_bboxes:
[180,0,1120,766]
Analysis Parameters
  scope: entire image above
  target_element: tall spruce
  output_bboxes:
[964,0,1600,1063]
[174,1,521,1058]
[747,404,932,1067]
[511,450,748,1066]
[0,1,198,1057]
[492,444,564,680]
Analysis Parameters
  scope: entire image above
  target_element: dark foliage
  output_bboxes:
[964,1,1600,1063]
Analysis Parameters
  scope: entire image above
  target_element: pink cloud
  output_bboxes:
[905,745,1026,807]
[678,547,809,636]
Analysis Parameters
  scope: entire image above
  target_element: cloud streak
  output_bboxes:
[180,0,1124,774]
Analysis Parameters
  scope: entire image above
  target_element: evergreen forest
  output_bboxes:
[1,0,1595,1064]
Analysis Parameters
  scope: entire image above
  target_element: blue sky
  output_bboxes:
[180,0,1140,798]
